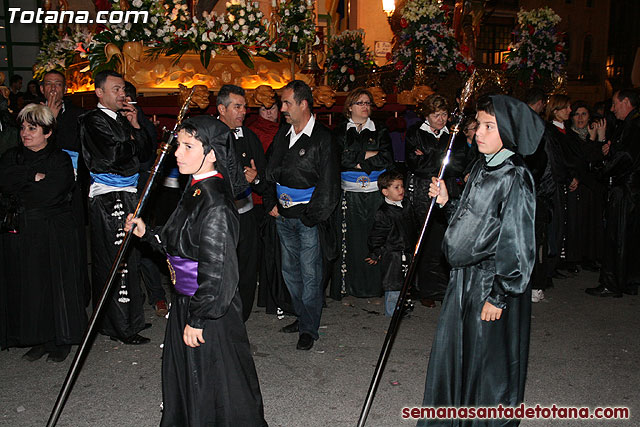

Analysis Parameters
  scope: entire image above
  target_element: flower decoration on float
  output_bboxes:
[391,0,472,87]
[503,7,566,87]
[325,29,374,92]
[33,26,92,80]
[275,0,317,52]
[34,0,311,77]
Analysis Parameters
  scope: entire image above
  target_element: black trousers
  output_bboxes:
[237,208,259,322]
[89,191,145,339]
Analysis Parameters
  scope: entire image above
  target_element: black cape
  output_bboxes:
[145,176,266,427]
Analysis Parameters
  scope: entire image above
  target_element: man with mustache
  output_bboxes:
[263,80,340,350]
[79,71,152,345]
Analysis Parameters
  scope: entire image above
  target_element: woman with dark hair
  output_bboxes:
[568,100,607,271]
[405,93,465,307]
[23,79,44,105]
[125,116,266,426]
[544,95,587,277]
[0,103,87,362]
[331,88,393,299]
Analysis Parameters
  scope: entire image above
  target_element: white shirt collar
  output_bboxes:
[232,126,244,139]
[216,116,244,138]
[347,117,376,132]
[419,120,449,138]
[192,170,219,181]
[384,197,403,208]
[552,120,565,130]
[286,114,315,148]
[97,102,118,120]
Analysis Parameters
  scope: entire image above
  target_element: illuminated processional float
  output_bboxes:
[32,0,568,110]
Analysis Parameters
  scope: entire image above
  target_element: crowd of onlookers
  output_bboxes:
[1,68,638,362]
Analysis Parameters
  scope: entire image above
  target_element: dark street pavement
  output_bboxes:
[1,270,638,426]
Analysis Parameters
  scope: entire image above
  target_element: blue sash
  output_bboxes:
[276,184,315,208]
[167,167,179,178]
[235,186,252,200]
[90,172,139,187]
[340,169,386,183]
[62,149,79,170]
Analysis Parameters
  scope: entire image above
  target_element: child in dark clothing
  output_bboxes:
[365,170,416,316]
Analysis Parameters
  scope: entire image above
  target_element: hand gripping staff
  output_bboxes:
[47,86,206,427]
[357,71,477,427]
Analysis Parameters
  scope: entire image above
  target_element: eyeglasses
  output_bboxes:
[353,101,372,107]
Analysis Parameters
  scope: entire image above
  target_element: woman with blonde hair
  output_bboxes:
[0,103,87,362]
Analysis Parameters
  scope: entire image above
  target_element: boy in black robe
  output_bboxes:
[418,95,544,426]
[125,116,266,426]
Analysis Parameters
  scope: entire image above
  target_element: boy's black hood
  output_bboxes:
[491,95,545,156]
[180,115,247,198]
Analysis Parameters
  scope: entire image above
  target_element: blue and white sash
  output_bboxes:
[276,183,316,208]
[340,169,385,193]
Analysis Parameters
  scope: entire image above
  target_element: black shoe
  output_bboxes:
[296,333,314,350]
[22,345,48,362]
[585,285,622,298]
[623,286,638,296]
[47,345,71,363]
[280,320,299,333]
[110,334,151,345]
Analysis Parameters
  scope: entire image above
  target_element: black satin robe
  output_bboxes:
[144,176,266,427]
[367,201,416,291]
[405,123,466,300]
[599,109,640,292]
[332,120,394,298]
[419,154,535,427]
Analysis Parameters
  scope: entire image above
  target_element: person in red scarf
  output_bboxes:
[247,101,293,316]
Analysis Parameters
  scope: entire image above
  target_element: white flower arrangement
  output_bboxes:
[36,0,312,74]
[504,7,566,85]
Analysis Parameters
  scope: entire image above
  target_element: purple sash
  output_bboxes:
[167,255,199,296]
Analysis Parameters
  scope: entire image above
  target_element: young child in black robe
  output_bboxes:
[365,170,415,316]
[417,95,544,426]
[125,116,266,427]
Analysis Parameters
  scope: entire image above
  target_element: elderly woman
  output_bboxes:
[0,103,87,362]
[331,88,393,299]
[405,93,465,307]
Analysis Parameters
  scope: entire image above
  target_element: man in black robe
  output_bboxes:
[587,89,640,297]
[79,71,151,344]
[264,80,340,350]
[217,84,268,322]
